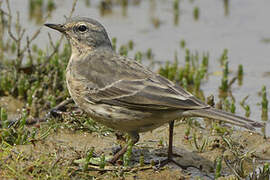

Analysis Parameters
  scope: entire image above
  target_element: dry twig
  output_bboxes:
[5,0,50,67]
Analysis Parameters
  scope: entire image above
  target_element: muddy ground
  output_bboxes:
[1,96,269,179]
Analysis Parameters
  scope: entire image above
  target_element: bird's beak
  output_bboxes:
[44,23,66,33]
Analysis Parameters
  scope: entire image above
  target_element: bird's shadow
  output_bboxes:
[130,146,215,176]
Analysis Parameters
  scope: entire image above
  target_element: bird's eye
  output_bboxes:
[78,25,87,32]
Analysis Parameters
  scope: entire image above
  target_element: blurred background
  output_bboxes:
[1,0,269,129]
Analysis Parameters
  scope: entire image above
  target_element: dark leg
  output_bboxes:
[109,132,139,164]
[158,120,189,169]
[168,120,174,160]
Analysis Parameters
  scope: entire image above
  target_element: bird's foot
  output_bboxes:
[156,157,190,170]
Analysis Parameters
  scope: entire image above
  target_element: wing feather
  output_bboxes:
[86,77,207,110]
[74,51,208,111]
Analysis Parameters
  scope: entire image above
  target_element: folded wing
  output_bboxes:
[78,52,208,110]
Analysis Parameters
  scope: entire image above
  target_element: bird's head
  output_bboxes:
[45,17,112,53]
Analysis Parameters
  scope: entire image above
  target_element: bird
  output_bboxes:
[45,17,263,166]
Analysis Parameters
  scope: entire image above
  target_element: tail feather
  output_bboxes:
[183,108,264,131]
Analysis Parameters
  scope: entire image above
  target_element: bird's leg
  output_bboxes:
[109,132,139,164]
[168,120,174,160]
[158,120,175,166]
[158,120,189,169]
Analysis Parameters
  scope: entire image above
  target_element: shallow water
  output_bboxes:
[4,0,270,134]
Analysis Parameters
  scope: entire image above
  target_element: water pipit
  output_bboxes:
[45,17,263,166]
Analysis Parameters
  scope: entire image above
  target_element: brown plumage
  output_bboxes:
[45,17,263,165]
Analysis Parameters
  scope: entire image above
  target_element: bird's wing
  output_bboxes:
[75,51,208,110]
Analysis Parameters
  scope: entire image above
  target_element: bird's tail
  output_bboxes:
[183,108,264,131]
